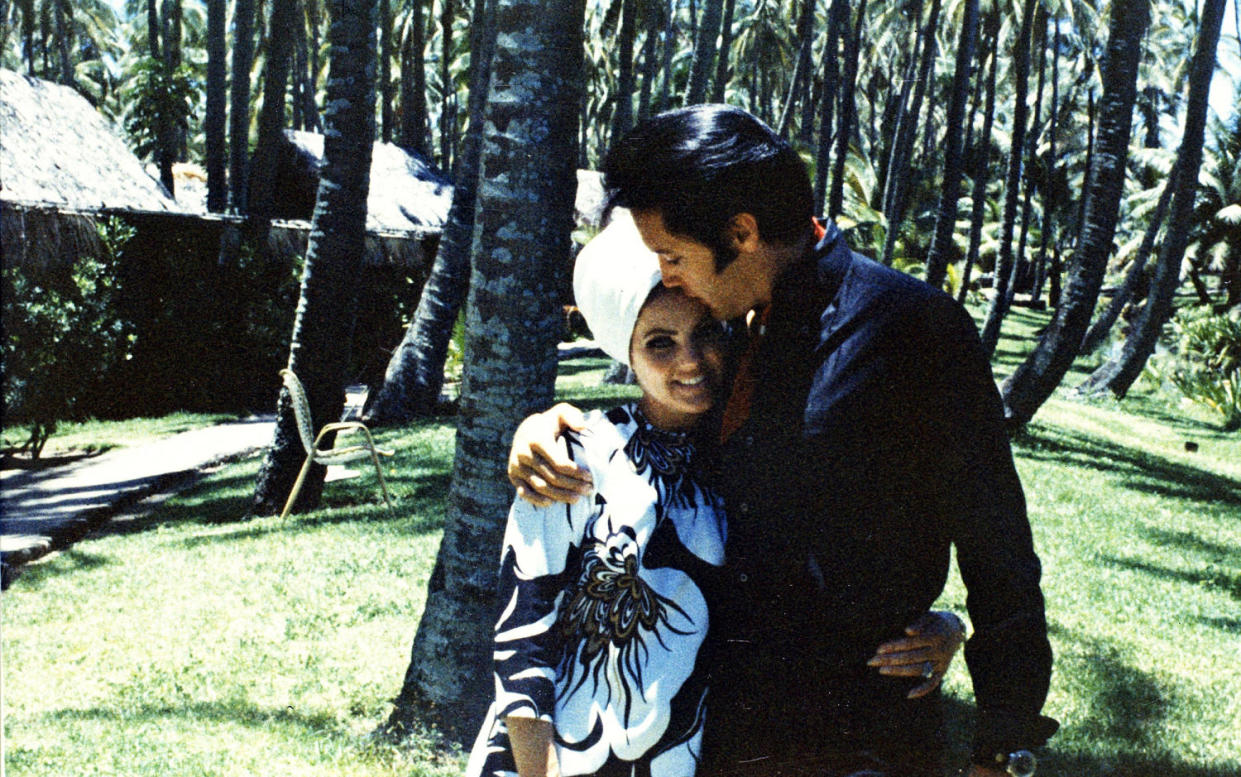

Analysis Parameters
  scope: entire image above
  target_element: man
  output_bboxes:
[509,105,1056,776]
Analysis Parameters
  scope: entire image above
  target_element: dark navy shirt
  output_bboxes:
[700,222,1055,769]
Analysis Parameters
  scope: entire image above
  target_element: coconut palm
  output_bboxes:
[1076,0,1227,399]
[252,0,380,516]
[384,0,583,740]
[1001,0,1153,426]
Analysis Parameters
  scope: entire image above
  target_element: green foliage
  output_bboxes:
[1,217,136,457]
[119,55,199,162]
[1146,306,1241,430]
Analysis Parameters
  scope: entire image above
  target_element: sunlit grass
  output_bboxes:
[3,328,1240,775]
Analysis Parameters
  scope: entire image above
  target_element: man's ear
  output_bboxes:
[728,213,761,253]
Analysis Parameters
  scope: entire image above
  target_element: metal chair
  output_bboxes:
[279,369,395,520]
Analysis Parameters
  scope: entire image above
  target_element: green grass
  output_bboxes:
[2,413,237,460]
[4,325,1240,776]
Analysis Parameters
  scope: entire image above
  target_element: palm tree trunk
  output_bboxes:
[247,0,298,231]
[1031,19,1060,306]
[978,0,1038,354]
[364,0,497,424]
[924,0,979,289]
[205,0,228,212]
[400,0,430,155]
[1005,5,1048,308]
[880,0,941,267]
[828,0,866,220]
[814,0,848,215]
[610,0,638,144]
[380,0,394,142]
[385,0,583,741]
[1079,160,1178,354]
[306,0,323,131]
[229,0,256,210]
[1075,0,1226,399]
[637,6,658,119]
[54,0,74,88]
[252,0,379,515]
[959,17,999,304]
[709,0,736,104]
[684,0,722,105]
[999,0,1153,426]
[657,0,674,111]
[439,0,455,170]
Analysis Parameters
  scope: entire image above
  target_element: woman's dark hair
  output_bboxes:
[602,104,814,271]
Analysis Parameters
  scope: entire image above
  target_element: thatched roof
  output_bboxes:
[276,130,452,232]
[0,69,182,212]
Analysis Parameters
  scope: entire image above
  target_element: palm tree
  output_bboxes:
[879,0,941,267]
[814,0,848,215]
[246,0,298,228]
[684,0,722,104]
[400,0,430,155]
[1000,0,1153,426]
[204,0,227,212]
[828,0,866,220]
[380,0,394,142]
[1075,0,1227,399]
[923,0,979,289]
[610,0,637,143]
[364,0,495,424]
[384,0,583,740]
[252,0,379,515]
[1193,100,1241,311]
[979,0,1039,354]
[229,0,256,209]
[438,0,455,170]
[709,0,736,103]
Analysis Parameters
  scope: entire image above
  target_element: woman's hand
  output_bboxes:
[867,610,967,699]
[506,716,560,777]
[506,403,593,507]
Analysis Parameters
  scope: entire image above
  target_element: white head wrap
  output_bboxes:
[573,209,663,368]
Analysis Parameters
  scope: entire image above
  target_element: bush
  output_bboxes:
[2,218,136,456]
[1146,306,1241,430]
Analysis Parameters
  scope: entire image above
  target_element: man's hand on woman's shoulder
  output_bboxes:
[507,403,594,507]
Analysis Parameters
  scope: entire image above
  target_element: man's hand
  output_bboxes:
[867,610,966,699]
[507,403,593,507]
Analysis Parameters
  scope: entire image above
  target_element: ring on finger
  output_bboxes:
[921,661,935,679]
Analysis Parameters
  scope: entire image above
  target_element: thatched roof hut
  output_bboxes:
[0,69,181,211]
[0,68,186,268]
[274,130,452,232]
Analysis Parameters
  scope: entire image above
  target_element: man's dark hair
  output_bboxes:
[602,104,814,271]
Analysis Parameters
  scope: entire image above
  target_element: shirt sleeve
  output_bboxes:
[918,297,1058,761]
[492,437,594,722]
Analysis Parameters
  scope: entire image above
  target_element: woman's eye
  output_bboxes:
[646,336,675,350]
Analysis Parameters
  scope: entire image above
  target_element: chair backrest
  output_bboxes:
[279,369,316,454]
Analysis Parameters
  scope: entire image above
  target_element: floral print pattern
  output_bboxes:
[466,404,726,777]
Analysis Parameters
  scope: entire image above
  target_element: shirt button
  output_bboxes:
[743,436,754,447]
[739,573,749,583]
[738,502,750,514]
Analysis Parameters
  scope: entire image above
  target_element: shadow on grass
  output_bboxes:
[10,548,111,589]
[1103,556,1241,602]
[44,697,346,737]
[943,624,1238,777]
[1013,424,1241,510]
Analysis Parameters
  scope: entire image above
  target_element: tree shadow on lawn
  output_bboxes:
[943,624,1237,776]
[8,548,111,590]
[1012,425,1241,510]
[42,697,347,741]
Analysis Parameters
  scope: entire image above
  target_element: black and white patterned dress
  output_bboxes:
[466,403,726,777]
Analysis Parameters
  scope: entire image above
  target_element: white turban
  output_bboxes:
[573,210,662,368]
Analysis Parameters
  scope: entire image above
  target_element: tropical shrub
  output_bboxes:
[1146,305,1241,430]
[2,218,136,457]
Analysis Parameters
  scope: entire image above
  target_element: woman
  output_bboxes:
[467,213,962,777]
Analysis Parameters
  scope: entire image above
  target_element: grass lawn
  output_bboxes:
[4,322,1240,775]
